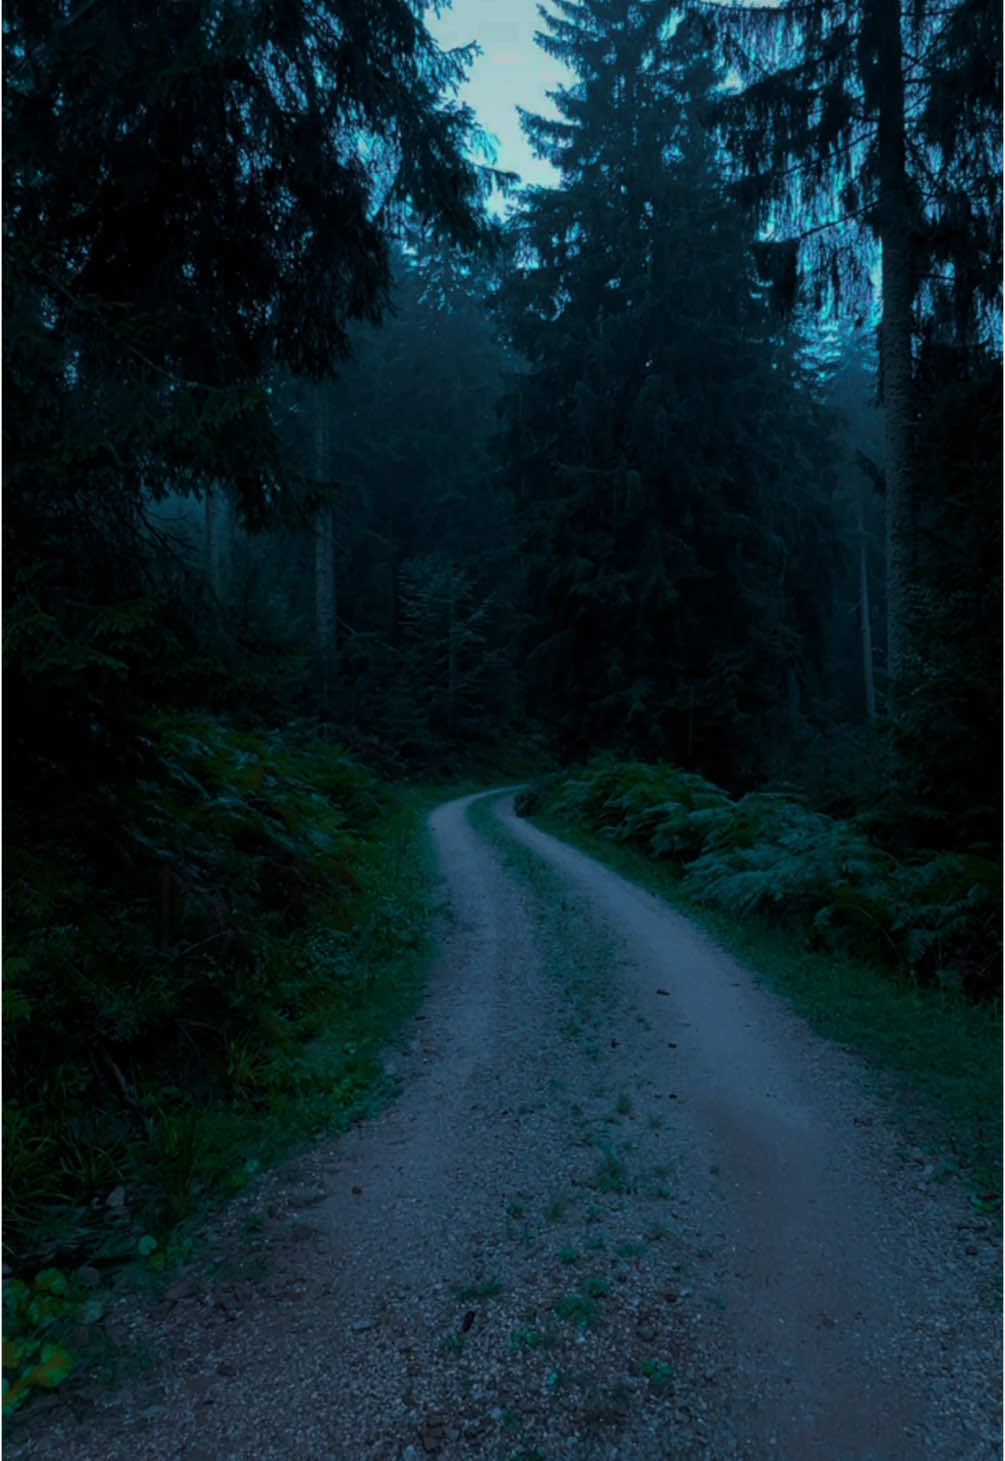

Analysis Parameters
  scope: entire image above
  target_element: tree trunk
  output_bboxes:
[447,566,458,738]
[204,486,219,598]
[314,406,336,717]
[204,482,231,600]
[875,0,915,697]
[858,496,877,720]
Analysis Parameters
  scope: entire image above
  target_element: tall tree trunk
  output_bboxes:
[314,406,336,718]
[204,482,231,601]
[875,0,915,697]
[447,566,458,739]
[204,485,219,598]
[858,496,877,720]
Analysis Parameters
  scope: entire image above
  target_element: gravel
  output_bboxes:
[7,790,1001,1461]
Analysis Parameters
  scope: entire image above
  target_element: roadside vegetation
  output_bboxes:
[3,717,441,1413]
[515,764,1002,1194]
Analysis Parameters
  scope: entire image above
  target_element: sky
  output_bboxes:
[427,0,575,194]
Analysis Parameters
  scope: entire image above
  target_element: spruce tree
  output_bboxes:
[494,0,839,779]
[708,0,1002,690]
[3,0,504,834]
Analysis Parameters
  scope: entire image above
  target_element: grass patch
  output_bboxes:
[593,1149,631,1194]
[510,1325,554,1352]
[554,1276,609,1328]
[465,795,616,1032]
[453,1277,504,1302]
[642,1358,675,1393]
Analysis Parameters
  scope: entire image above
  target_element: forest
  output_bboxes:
[3,0,1001,1413]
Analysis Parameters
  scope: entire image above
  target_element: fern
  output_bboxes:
[528,757,1001,1001]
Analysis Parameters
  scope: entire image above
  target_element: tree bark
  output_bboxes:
[314,405,336,717]
[204,486,219,598]
[204,482,231,601]
[858,496,877,720]
[875,0,915,696]
[447,566,458,738]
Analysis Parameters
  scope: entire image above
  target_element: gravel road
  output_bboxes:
[8,790,1001,1461]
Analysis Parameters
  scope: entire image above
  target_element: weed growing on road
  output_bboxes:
[642,1357,675,1393]
[510,1325,554,1351]
[617,1240,647,1260]
[593,1149,631,1193]
[554,1276,609,1328]
[453,1277,504,1302]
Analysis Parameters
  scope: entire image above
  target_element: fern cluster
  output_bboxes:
[521,759,1001,1000]
[3,717,426,1268]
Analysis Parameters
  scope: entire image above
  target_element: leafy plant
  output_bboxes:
[2,1270,77,1415]
[553,1276,609,1329]
[642,1358,674,1393]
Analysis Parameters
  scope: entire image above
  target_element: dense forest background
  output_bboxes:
[3,0,1001,1353]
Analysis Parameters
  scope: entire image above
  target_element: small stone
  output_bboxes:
[352,1318,373,1332]
[106,1185,126,1209]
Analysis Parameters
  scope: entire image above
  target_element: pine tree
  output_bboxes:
[708,0,1002,690]
[3,0,504,833]
[494,0,840,779]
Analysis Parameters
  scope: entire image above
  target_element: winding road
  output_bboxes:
[10,791,1001,1461]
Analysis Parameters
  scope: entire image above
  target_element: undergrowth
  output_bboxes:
[516,761,1002,1190]
[3,715,440,1413]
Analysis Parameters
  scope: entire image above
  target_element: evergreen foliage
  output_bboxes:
[519,759,1002,1001]
[493,0,842,782]
[253,243,523,765]
[706,0,1002,685]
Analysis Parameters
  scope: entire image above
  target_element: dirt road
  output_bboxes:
[10,791,1001,1461]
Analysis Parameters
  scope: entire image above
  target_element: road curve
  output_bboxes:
[7,790,1000,1461]
[494,794,1001,1459]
